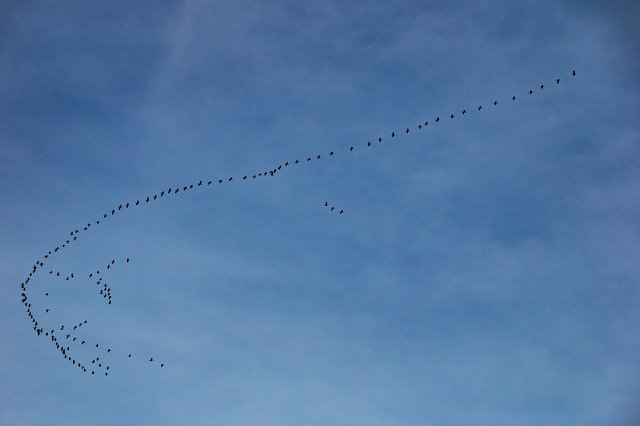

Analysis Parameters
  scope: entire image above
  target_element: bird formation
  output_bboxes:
[324,201,344,215]
[19,70,577,376]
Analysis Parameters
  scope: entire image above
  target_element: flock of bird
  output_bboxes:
[19,70,577,377]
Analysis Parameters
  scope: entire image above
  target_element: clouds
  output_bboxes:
[1,1,639,424]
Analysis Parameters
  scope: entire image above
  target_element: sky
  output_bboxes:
[1,1,639,425]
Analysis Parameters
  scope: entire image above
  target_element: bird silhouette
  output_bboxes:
[512,96,516,100]
[556,78,560,84]
[494,100,498,105]
[572,70,576,76]
[529,90,533,94]
[478,106,482,110]
[405,128,409,133]
[435,117,440,122]
[450,114,454,119]
[391,131,395,137]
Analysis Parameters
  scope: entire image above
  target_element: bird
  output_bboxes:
[462,109,466,114]
[136,200,140,205]
[146,197,150,202]
[107,349,111,353]
[330,207,335,211]
[126,258,129,263]
[45,309,49,313]
[329,151,334,156]
[350,146,354,151]
[572,70,576,76]
[556,78,560,84]
[367,141,371,146]
[161,363,164,368]
[405,128,409,133]
[243,176,247,180]
[493,100,498,105]
[391,131,395,137]
[435,117,440,122]
[529,90,533,94]
[128,354,131,357]
[228,177,233,181]
[450,114,454,119]
[512,96,516,100]
[324,202,328,206]
[307,158,311,161]
[295,160,299,164]
[418,124,422,129]
[198,181,202,186]
[150,357,153,362]
[153,195,157,200]
[540,84,544,89]
[218,179,223,183]
[317,155,321,159]
[478,106,482,110]
[339,210,343,214]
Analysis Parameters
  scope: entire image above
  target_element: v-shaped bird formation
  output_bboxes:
[19,71,577,377]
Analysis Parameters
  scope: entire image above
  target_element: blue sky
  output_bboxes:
[1,1,639,424]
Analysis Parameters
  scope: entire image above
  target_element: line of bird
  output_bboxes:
[19,70,577,376]
[324,201,344,215]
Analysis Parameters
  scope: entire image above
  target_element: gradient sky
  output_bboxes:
[1,1,639,425]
